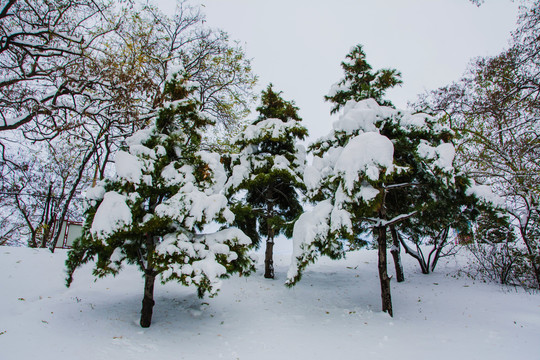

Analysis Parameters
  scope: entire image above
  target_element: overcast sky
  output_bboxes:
[161,0,519,141]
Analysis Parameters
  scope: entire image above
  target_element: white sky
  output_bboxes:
[160,0,519,141]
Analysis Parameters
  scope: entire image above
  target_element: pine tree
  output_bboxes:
[225,84,308,279]
[65,71,255,328]
[324,44,402,113]
[288,99,480,317]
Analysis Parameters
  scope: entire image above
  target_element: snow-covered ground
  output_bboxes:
[1,244,538,360]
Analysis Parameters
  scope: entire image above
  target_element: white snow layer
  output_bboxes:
[90,191,132,240]
[1,247,539,360]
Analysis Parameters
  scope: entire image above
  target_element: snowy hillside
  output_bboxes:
[0,245,538,360]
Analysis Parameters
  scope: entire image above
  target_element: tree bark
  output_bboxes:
[390,226,405,282]
[377,225,393,317]
[264,191,275,279]
[264,238,275,279]
[140,270,156,328]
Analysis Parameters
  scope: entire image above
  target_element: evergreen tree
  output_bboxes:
[65,71,255,328]
[225,84,308,279]
[288,99,480,317]
[324,44,402,113]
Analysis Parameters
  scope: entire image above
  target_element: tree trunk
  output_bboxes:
[377,225,393,317]
[140,270,156,328]
[264,230,275,278]
[390,226,405,282]
[264,192,275,279]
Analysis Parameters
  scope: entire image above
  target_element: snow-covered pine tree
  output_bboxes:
[324,44,402,113]
[288,99,480,317]
[65,70,255,328]
[225,84,308,279]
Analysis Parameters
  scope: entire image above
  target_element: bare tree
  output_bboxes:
[0,0,115,133]
[418,1,540,288]
[0,0,257,248]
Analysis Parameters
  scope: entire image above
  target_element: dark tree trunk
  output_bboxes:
[377,225,393,317]
[264,239,275,279]
[39,184,54,248]
[140,270,156,328]
[390,226,405,283]
[264,213,275,279]
[264,192,275,279]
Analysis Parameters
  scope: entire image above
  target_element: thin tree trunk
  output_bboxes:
[429,227,449,273]
[49,147,96,252]
[40,184,53,248]
[264,238,275,279]
[390,226,405,282]
[264,192,275,279]
[377,225,393,317]
[140,270,156,328]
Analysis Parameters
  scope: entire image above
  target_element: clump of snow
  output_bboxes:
[400,113,431,129]
[85,184,105,201]
[90,191,132,240]
[358,182,380,202]
[288,201,334,281]
[434,143,455,169]
[327,80,350,97]
[334,132,394,192]
[332,99,385,134]
[293,144,307,171]
[303,164,321,191]
[417,141,456,171]
[166,63,185,82]
[224,161,250,191]
[304,146,344,193]
[198,151,227,192]
[241,118,302,142]
[125,127,154,147]
[466,182,505,207]
[115,151,143,183]
[129,144,156,159]
[161,164,195,187]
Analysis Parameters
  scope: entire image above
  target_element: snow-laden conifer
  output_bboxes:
[225,85,308,278]
[65,70,255,328]
[324,44,402,113]
[288,99,481,317]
